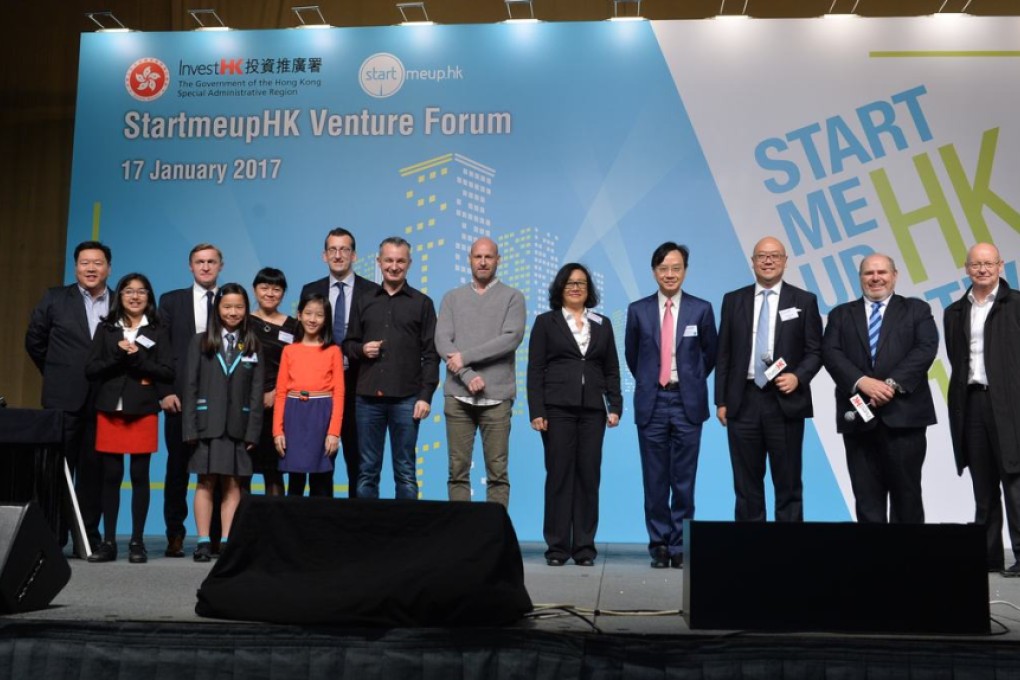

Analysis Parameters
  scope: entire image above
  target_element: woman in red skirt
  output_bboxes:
[85,273,174,563]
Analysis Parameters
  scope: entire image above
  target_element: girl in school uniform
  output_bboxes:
[273,292,344,497]
[183,282,264,562]
[85,273,174,564]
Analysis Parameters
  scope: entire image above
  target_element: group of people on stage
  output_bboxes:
[24,229,1020,576]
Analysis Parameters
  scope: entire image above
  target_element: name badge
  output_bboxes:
[849,394,874,422]
[764,357,786,382]
[135,335,155,349]
[241,354,259,364]
[587,312,603,325]
[779,307,800,321]
[683,324,698,337]
[278,331,294,344]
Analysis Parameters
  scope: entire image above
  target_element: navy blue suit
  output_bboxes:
[625,291,717,557]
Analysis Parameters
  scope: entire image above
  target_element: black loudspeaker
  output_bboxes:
[0,502,71,614]
[683,520,989,634]
[196,497,533,626]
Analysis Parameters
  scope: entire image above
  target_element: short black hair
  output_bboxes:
[548,262,599,310]
[324,227,356,253]
[74,240,112,265]
[651,242,689,269]
[252,267,288,292]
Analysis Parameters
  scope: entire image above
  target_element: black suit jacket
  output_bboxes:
[822,294,938,433]
[715,282,822,420]
[300,274,380,375]
[182,336,264,444]
[157,287,200,398]
[25,284,98,411]
[86,322,175,416]
[527,310,623,420]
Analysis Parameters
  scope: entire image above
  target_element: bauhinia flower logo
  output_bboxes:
[125,58,170,102]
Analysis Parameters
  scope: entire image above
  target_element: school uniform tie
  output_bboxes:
[868,301,883,364]
[659,299,674,387]
[225,332,236,363]
[754,290,772,388]
[333,281,347,344]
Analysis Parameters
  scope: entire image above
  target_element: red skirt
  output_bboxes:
[96,412,158,454]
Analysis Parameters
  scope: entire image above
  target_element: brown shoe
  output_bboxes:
[165,536,185,558]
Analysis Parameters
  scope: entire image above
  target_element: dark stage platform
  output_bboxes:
[4,541,1020,679]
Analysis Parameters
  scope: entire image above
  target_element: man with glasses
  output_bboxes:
[26,240,113,555]
[301,227,380,497]
[625,241,717,569]
[822,253,937,524]
[715,236,822,523]
[945,243,1020,575]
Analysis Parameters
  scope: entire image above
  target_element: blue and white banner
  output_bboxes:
[67,18,1020,538]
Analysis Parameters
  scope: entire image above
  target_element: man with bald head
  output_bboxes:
[822,253,938,524]
[945,243,1020,574]
[715,236,822,521]
[435,237,525,507]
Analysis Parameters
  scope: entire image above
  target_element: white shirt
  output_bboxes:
[79,285,109,339]
[968,285,998,386]
[113,315,150,411]
[657,290,682,384]
[747,282,782,379]
[562,308,591,356]
[192,283,218,334]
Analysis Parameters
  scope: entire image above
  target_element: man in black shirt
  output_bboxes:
[342,237,439,499]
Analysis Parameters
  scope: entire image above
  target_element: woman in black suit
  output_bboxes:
[85,273,174,563]
[527,263,622,567]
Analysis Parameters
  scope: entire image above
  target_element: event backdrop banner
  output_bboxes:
[66,18,1019,540]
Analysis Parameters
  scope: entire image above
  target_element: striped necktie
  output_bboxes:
[868,301,882,363]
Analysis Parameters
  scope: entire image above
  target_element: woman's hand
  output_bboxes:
[325,435,339,457]
[607,413,620,428]
[274,434,286,457]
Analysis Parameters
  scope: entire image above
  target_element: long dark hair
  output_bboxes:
[548,263,599,310]
[103,273,159,327]
[294,292,335,348]
[201,283,259,357]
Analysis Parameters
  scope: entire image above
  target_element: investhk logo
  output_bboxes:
[359,53,405,98]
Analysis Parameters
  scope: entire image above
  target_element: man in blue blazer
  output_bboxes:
[625,242,717,569]
[715,236,822,523]
[157,243,222,557]
[822,253,937,524]
[25,240,113,553]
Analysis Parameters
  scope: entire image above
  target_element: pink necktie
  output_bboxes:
[659,299,674,387]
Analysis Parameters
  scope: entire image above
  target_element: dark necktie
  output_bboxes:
[205,290,215,330]
[225,332,236,363]
[333,281,347,344]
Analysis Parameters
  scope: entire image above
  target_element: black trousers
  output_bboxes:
[541,405,605,562]
[727,382,804,522]
[843,422,926,524]
[336,371,360,498]
[965,388,1020,569]
[61,407,102,550]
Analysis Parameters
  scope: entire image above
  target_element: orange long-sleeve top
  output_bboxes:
[273,342,345,438]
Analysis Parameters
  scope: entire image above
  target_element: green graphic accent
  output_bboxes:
[930,358,950,402]
[870,51,1020,58]
[869,152,965,284]
[92,202,101,240]
[941,127,1020,245]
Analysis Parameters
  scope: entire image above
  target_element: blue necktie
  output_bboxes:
[868,301,882,364]
[333,281,346,344]
[754,290,772,388]
[225,332,236,363]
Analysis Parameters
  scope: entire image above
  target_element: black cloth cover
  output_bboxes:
[196,496,533,626]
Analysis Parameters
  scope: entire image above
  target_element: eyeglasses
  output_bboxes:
[753,252,786,263]
[326,246,353,256]
[121,288,149,298]
[564,280,588,290]
[655,265,684,275]
[966,261,1001,271]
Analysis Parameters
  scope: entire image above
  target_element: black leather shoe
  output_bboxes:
[1002,561,1020,577]
[193,543,212,563]
[670,552,684,569]
[575,558,595,567]
[546,557,565,567]
[165,536,185,558]
[87,541,117,563]
[650,546,669,569]
[128,541,148,564]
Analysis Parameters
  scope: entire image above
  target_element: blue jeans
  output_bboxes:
[355,395,420,499]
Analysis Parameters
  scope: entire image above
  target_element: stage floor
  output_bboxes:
[8,540,1020,640]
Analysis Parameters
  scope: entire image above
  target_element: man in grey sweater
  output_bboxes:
[435,237,526,507]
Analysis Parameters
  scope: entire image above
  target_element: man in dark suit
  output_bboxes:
[300,227,380,498]
[157,243,222,557]
[625,241,717,569]
[715,236,822,522]
[25,240,112,554]
[822,253,937,524]
[945,242,1020,575]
